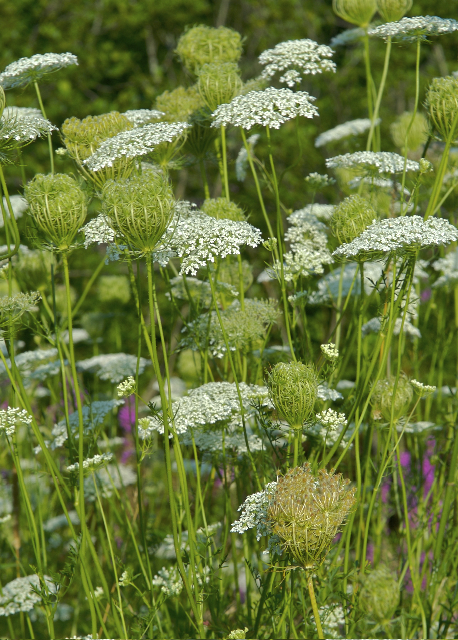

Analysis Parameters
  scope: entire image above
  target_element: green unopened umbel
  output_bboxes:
[333,0,377,27]
[331,195,376,245]
[197,62,243,112]
[376,0,412,22]
[267,361,317,429]
[425,76,458,141]
[176,25,243,74]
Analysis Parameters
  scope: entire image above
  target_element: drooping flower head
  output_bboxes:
[259,39,336,87]
[0,52,78,89]
[211,87,318,130]
[369,16,458,42]
[371,373,413,421]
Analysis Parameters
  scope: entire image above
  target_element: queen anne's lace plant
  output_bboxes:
[76,353,150,383]
[152,567,183,597]
[317,381,343,402]
[315,118,380,148]
[0,110,56,161]
[411,379,436,396]
[432,247,458,288]
[0,407,33,436]
[0,575,56,616]
[67,453,114,473]
[330,27,367,47]
[0,196,28,227]
[230,482,278,547]
[80,214,117,249]
[326,151,422,174]
[307,409,349,448]
[348,176,410,196]
[333,216,458,260]
[321,343,339,360]
[258,39,336,87]
[369,16,458,43]
[84,121,190,171]
[0,53,78,89]
[211,87,318,130]
[235,133,260,181]
[117,376,136,398]
[362,316,421,339]
[122,109,164,127]
[291,203,335,223]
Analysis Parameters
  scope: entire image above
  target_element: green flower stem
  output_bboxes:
[433,423,458,565]
[400,40,421,213]
[253,569,276,637]
[221,124,230,199]
[93,473,128,638]
[144,255,204,637]
[306,571,323,639]
[199,159,210,199]
[0,165,21,259]
[293,428,301,467]
[240,127,274,238]
[366,36,392,152]
[363,31,375,121]
[207,268,262,491]
[34,81,54,174]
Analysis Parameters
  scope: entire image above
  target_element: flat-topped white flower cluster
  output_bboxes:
[326,151,422,174]
[315,118,379,147]
[0,52,78,89]
[259,39,336,87]
[369,16,458,42]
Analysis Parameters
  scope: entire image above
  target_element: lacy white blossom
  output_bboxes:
[231,482,277,540]
[321,343,339,360]
[117,376,136,397]
[152,566,183,597]
[369,16,458,43]
[312,604,346,639]
[122,109,164,127]
[348,176,410,196]
[67,453,114,473]
[0,575,56,616]
[0,196,28,227]
[396,420,438,434]
[315,118,379,147]
[0,53,78,89]
[326,151,422,174]
[290,203,335,223]
[0,407,33,436]
[168,212,262,275]
[330,27,366,47]
[235,133,260,181]
[76,353,150,383]
[317,381,343,401]
[211,87,318,130]
[84,121,189,171]
[411,379,436,396]
[362,316,421,338]
[0,348,58,381]
[333,216,458,260]
[0,111,56,156]
[259,39,336,86]
[80,214,116,248]
[3,107,42,119]
[432,247,458,287]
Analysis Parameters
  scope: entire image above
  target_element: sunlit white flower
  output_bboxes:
[122,109,164,127]
[0,407,33,436]
[369,16,458,43]
[84,121,190,171]
[117,376,136,398]
[321,343,339,360]
[0,52,78,89]
[290,203,335,223]
[315,118,379,147]
[0,575,56,616]
[67,453,113,473]
[333,215,458,260]
[411,379,436,395]
[0,110,56,160]
[152,566,183,597]
[230,482,277,539]
[0,195,28,227]
[259,39,336,86]
[432,247,458,288]
[326,151,423,174]
[211,87,318,130]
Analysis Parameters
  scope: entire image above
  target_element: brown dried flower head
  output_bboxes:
[267,463,356,569]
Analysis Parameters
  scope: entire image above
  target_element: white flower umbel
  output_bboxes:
[321,343,339,360]
[0,196,28,227]
[0,53,78,89]
[326,151,423,174]
[0,575,56,616]
[333,215,458,260]
[76,353,150,383]
[348,176,410,197]
[411,379,436,396]
[432,247,458,288]
[3,107,42,119]
[152,566,183,597]
[362,316,421,339]
[235,133,260,181]
[0,407,33,436]
[307,409,349,448]
[211,87,318,130]
[315,118,379,147]
[84,121,189,171]
[169,212,262,275]
[117,376,136,398]
[231,482,277,540]
[290,203,335,223]
[369,16,458,43]
[0,111,56,151]
[259,39,336,87]
[122,109,164,127]
[67,453,113,474]
[330,27,367,47]
[80,214,117,249]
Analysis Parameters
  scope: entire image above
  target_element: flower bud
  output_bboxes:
[101,167,175,253]
[425,76,458,141]
[25,173,87,250]
[331,195,376,245]
[61,112,133,162]
[333,0,377,27]
[390,111,428,151]
[268,361,318,429]
[155,86,203,123]
[202,197,246,222]
[267,463,356,568]
[176,25,243,74]
[197,62,243,112]
[376,0,412,21]
[371,373,413,422]
[359,566,400,623]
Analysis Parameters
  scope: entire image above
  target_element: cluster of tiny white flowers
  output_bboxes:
[259,39,336,86]
[152,566,183,597]
[84,121,190,171]
[312,604,346,638]
[80,214,116,248]
[315,118,379,148]
[317,381,343,401]
[330,27,366,47]
[369,16,458,42]
[76,353,150,383]
[411,379,437,396]
[0,575,56,616]
[0,195,28,227]
[122,109,164,127]
[291,203,335,222]
[117,376,136,397]
[230,482,277,539]
[348,176,410,196]
[321,343,339,360]
[67,453,114,473]
[333,216,458,260]
[168,212,262,275]
[315,409,347,433]
[118,571,130,587]
[0,348,58,382]
[304,172,336,189]
[362,316,421,339]
[235,133,260,181]
[211,87,318,130]
[432,247,458,288]
[0,52,78,89]
[0,407,32,436]
[326,151,422,174]
[0,111,56,145]
[306,409,348,447]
